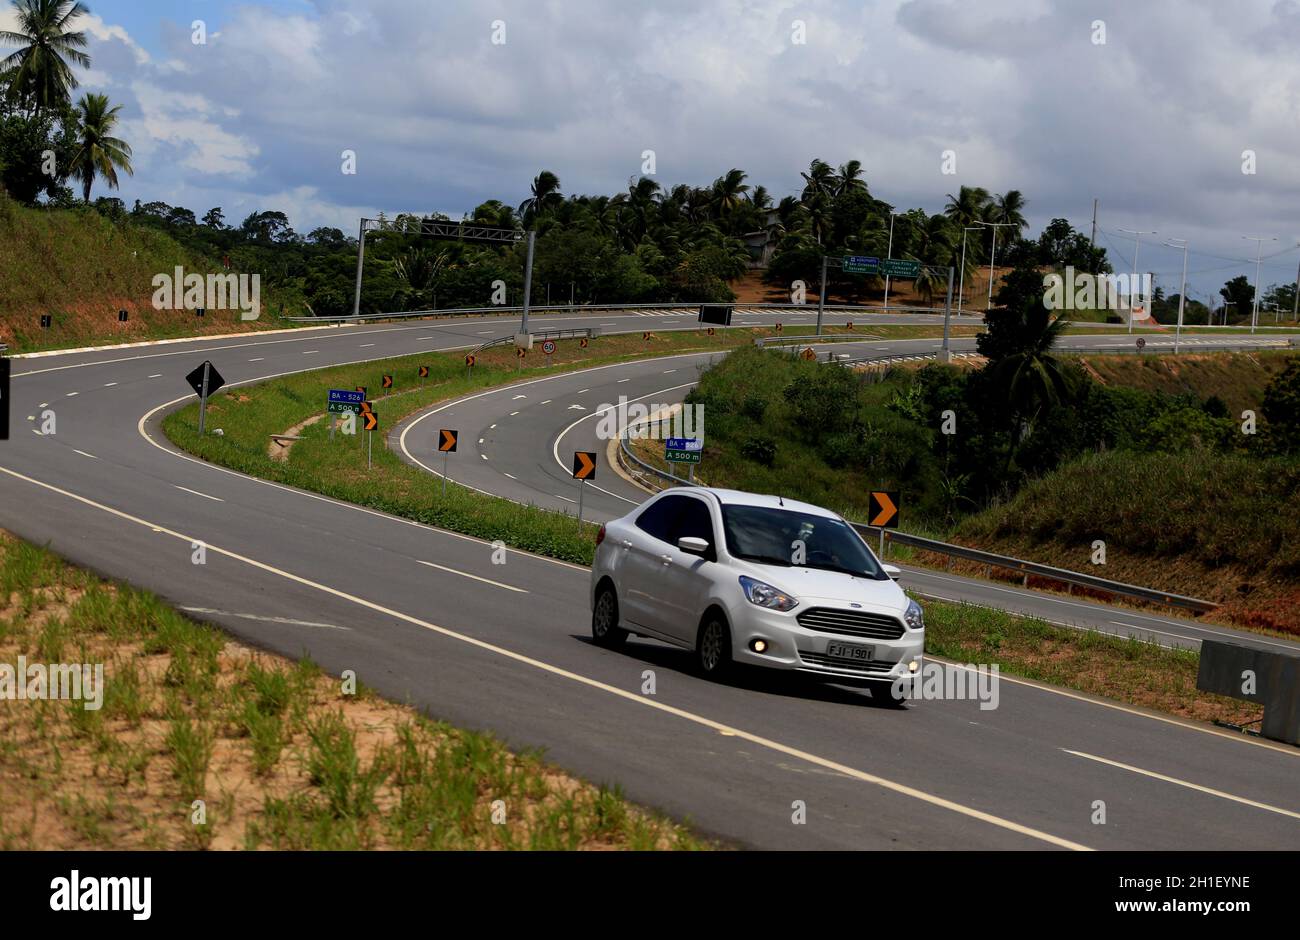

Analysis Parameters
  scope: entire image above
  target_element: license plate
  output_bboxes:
[825,641,875,662]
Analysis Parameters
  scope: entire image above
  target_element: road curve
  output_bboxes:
[2,311,1297,850]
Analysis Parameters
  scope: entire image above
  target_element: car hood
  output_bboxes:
[734,560,907,613]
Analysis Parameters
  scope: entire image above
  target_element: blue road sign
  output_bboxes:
[666,438,703,451]
[328,389,366,404]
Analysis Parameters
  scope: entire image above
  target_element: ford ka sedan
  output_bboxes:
[590,487,924,701]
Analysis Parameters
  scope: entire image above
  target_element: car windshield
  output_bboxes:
[720,504,887,579]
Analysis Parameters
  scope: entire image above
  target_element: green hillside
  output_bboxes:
[0,196,290,353]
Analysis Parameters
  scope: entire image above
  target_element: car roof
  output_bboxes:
[683,487,841,519]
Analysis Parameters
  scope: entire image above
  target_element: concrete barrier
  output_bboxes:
[1196,640,1300,745]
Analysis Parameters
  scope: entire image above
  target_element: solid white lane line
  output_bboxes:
[554,494,576,504]
[415,559,528,593]
[1063,750,1300,820]
[181,608,350,631]
[73,450,97,460]
[0,461,1092,851]
[173,485,224,502]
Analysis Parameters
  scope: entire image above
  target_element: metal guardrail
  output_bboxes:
[754,333,880,348]
[278,300,963,324]
[471,326,597,356]
[618,433,700,491]
[856,527,1217,613]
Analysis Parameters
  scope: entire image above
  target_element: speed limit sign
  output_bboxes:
[542,340,556,355]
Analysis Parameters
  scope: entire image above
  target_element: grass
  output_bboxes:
[163,323,952,565]
[1066,349,1296,415]
[0,196,295,354]
[157,336,1281,730]
[0,532,708,850]
[922,598,1260,726]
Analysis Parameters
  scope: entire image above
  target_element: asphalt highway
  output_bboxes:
[2,309,1297,850]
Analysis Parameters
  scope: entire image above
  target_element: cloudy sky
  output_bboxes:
[7,0,1300,303]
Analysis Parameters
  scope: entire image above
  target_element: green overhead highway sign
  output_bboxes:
[881,259,921,278]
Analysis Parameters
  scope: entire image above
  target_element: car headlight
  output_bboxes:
[739,576,799,612]
[905,599,925,630]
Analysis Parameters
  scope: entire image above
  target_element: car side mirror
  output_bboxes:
[882,565,901,581]
[678,536,710,557]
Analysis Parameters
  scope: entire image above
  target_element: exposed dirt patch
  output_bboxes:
[268,413,324,461]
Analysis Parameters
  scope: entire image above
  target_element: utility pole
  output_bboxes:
[1292,246,1300,323]
[1165,239,1188,355]
[1118,228,1156,332]
[351,219,367,320]
[1242,235,1276,334]
[1089,199,1098,269]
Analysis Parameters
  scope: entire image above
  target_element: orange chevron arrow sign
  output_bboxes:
[869,491,900,528]
[572,451,597,480]
[359,400,373,415]
[800,347,816,361]
[418,366,429,378]
[439,429,458,453]
[382,375,393,389]
[579,337,589,348]
[362,410,379,432]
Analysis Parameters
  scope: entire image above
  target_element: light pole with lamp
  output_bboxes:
[957,225,980,316]
[1242,235,1277,334]
[975,221,1016,310]
[1164,238,1188,354]
[1117,228,1156,333]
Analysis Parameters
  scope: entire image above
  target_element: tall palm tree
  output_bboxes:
[986,309,1074,442]
[989,190,1028,239]
[943,185,992,228]
[518,170,563,227]
[710,168,749,216]
[835,159,867,195]
[1,0,91,118]
[68,92,132,202]
[800,158,836,203]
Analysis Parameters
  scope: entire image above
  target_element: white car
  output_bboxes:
[590,487,924,701]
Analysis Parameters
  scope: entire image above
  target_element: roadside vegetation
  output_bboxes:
[161,328,1277,725]
[0,533,705,850]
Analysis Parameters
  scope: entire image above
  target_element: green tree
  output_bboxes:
[1,0,90,118]
[1219,275,1254,322]
[67,91,131,202]
[1262,359,1300,453]
[518,170,562,227]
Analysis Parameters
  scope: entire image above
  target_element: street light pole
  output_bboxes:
[520,230,537,335]
[1118,228,1156,333]
[1242,235,1277,334]
[1165,239,1188,355]
[976,221,1015,311]
[957,225,979,317]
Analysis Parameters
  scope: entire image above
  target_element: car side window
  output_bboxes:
[671,497,714,545]
[635,495,688,543]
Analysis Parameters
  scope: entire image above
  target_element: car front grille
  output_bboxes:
[795,607,906,640]
[798,651,896,674]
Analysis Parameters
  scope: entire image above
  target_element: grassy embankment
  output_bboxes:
[0,197,294,354]
[0,534,706,850]
[161,334,1261,727]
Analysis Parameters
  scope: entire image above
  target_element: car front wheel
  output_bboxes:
[592,584,628,647]
[696,614,732,678]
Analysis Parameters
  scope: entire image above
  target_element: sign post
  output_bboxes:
[438,429,458,496]
[573,452,597,531]
[186,361,225,436]
[362,409,379,468]
[868,490,900,558]
[542,339,556,365]
[665,437,702,483]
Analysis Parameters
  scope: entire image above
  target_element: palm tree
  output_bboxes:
[800,158,836,203]
[710,168,749,217]
[518,170,563,226]
[989,190,1028,239]
[1,0,91,118]
[985,309,1074,442]
[943,185,992,228]
[835,159,867,195]
[68,92,132,202]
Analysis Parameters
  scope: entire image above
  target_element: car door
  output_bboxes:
[618,494,691,635]
[656,493,720,643]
